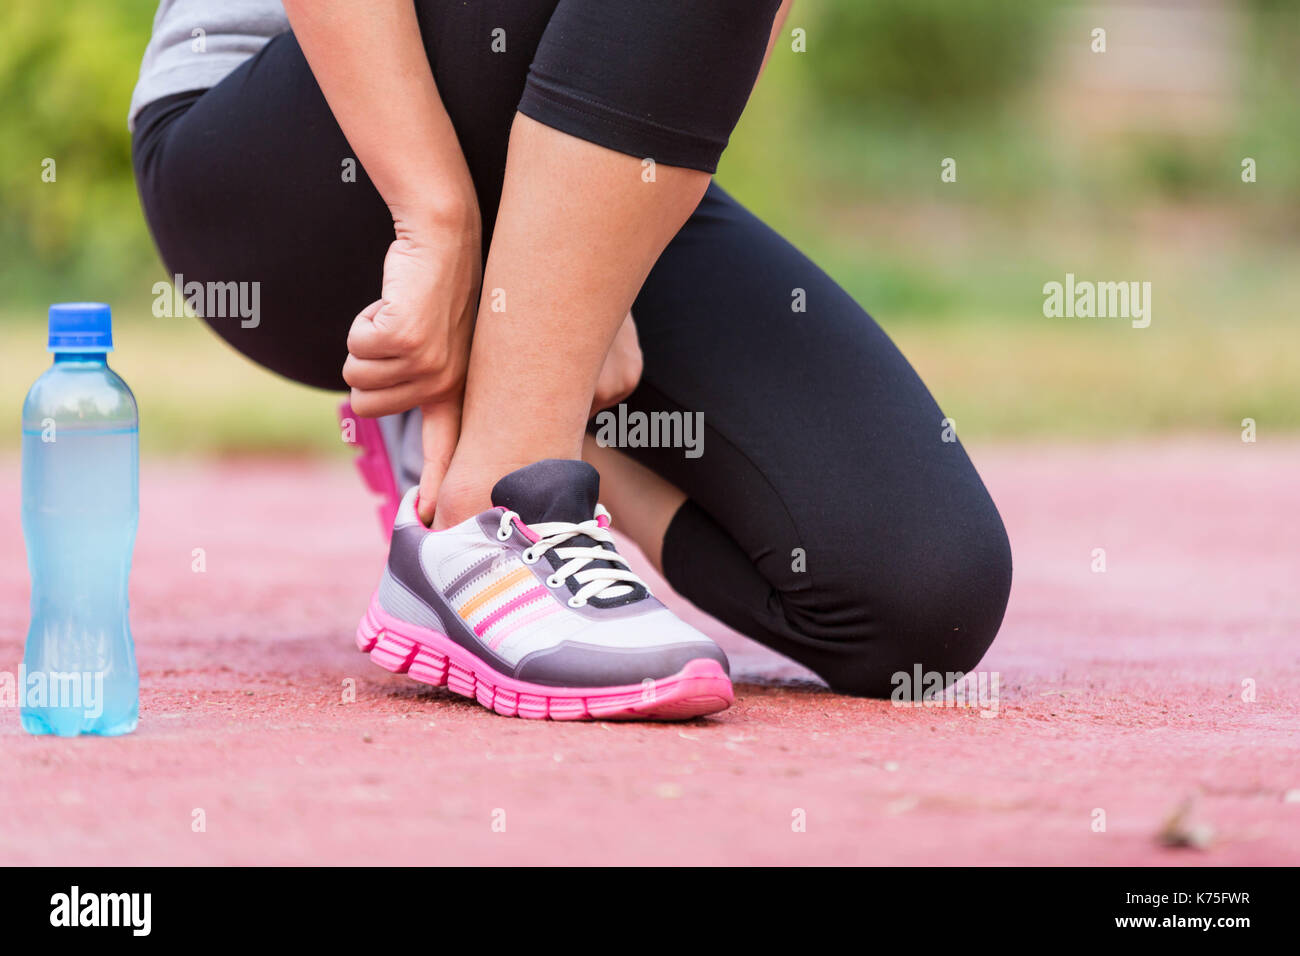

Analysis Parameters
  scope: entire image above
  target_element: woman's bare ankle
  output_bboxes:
[430,459,498,529]
[431,447,575,529]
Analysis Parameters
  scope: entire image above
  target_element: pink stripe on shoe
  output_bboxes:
[474,586,549,639]
[486,598,561,650]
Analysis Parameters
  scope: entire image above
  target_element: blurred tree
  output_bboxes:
[0,0,155,300]
[803,0,1050,117]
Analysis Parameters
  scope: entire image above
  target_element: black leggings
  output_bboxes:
[132,1,1012,696]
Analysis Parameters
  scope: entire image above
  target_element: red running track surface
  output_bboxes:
[0,441,1296,865]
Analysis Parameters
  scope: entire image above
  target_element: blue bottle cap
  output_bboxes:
[49,302,113,352]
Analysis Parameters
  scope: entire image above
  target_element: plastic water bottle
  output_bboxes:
[21,303,139,736]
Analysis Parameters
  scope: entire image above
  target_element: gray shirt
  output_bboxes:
[128,0,288,129]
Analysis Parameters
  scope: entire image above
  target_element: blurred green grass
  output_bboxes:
[5,291,1294,457]
[2,0,1298,454]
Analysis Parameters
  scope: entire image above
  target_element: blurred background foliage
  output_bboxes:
[1,0,1297,454]
[1,0,154,304]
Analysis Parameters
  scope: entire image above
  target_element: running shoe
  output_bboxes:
[355,459,734,720]
[339,401,421,539]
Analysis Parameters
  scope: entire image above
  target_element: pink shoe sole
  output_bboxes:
[339,400,400,540]
[356,593,734,721]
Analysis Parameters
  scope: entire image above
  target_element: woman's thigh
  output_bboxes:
[619,184,1012,694]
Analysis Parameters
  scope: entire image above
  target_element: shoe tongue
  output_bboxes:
[490,459,600,526]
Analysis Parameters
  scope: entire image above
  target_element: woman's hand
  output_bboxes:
[590,311,643,418]
[343,209,482,524]
[343,216,480,416]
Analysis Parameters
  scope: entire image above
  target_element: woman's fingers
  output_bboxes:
[590,311,643,417]
[347,380,439,419]
[347,300,412,360]
[342,353,414,392]
[418,399,462,527]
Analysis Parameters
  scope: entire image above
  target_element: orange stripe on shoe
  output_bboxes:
[457,566,534,620]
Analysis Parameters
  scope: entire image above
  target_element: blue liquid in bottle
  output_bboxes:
[21,303,139,736]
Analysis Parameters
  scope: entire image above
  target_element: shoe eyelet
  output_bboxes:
[545,575,563,589]
[496,528,511,541]
[567,596,586,609]
[522,549,539,565]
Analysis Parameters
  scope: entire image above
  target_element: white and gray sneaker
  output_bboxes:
[356,459,734,720]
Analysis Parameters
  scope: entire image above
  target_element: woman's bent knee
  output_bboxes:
[793,506,1012,698]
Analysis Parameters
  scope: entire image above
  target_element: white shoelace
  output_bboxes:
[496,505,647,607]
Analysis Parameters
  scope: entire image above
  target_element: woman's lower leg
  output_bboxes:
[431,114,709,527]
